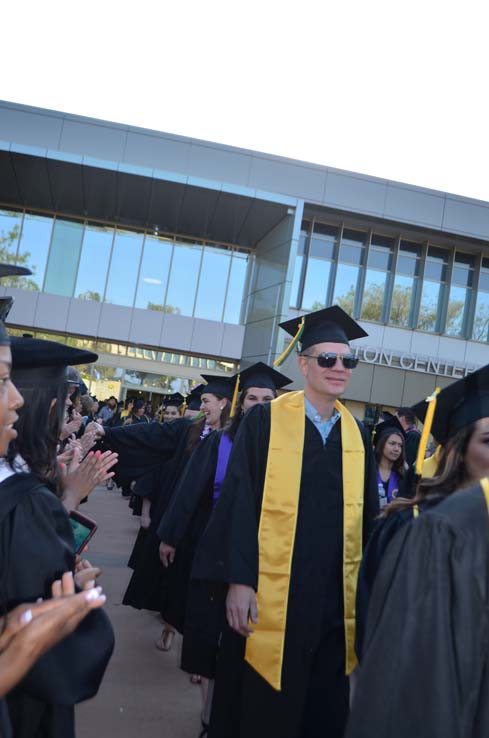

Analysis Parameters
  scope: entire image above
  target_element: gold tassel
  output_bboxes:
[230,373,241,418]
[274,317,305,367]
[180,400,187,416]
[415,388,441,476]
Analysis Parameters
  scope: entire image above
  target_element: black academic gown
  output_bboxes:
[346,483,489,738]
[0,472,114,738]
[158,431,227,672]
[117,419,200,618]
[193,404,379,738]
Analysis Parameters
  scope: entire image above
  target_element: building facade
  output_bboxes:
[1,100,488,419]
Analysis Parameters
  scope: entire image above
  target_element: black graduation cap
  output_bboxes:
[0,264,32,279]
[200,374,238,400]
[372,415,406,445]
[238,362,292,392]
[186,384,204,412]
[276,306,368,364]
[412,364,489,445]
[10,336,98,387]
[163,392,184,407]
[0,297,14,323]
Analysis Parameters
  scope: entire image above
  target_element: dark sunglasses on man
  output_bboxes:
[301,352,359,369]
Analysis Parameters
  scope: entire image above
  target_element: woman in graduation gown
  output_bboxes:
[158,364,291,736]
[347,476,489,738]
[0,336,115,738]
[355,364,489,661]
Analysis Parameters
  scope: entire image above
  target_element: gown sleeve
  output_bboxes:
[1,479,114,705]
[346,509,488,738]
[192,405,270,589]
[355,509,414,660]
[102,418,188,480]
[157,431,219,547]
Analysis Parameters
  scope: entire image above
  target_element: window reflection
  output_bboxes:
[17,213,53,291]
[290,222,309,308]
[473,258,489,342]
[301,223,337,310]
[44,219,84,297]
[418,247,448,332]
[390,241,421,327]
[195,246,231,321]
[165,240,202,316]
[361,235,394,321]
[223,251,249,324]
[135,235,173,311]
[332,229,366,314]
[0,208,22,261]
[76,224,114,302]
[104,229,143,307]
[445,253,474,336]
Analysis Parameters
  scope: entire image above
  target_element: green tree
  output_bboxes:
[147,302,181,314]
[78,290,102,302]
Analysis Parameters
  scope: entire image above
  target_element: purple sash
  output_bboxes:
[377,469,400,502]
[212,432,233,507]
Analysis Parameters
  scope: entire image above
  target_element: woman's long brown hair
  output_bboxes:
[185,393,230,453]
[384,422,476,516]
[374,431,405,480]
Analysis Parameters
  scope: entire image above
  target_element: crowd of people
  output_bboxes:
[2,261,489,738]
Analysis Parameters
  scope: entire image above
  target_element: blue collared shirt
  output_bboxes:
[304,396,340,445]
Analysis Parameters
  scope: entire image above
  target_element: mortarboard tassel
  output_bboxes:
[230,373,241,418]
[274,317,305,367]
[415,388,441,477]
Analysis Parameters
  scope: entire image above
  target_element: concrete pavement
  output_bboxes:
[76,486,202,738]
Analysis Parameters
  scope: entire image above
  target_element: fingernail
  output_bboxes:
[20,610,33,625]
[85,588,99,602]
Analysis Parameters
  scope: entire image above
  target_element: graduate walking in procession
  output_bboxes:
[193,306,379,738]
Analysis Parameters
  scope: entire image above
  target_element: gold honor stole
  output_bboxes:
[245,390,365,691]
[482,477,489,510]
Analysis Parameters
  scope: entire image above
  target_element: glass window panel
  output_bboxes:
[473,292,489,341]
[309,236,335,260]
[223,251,249,324]
[104,229,143,307]
[75,224,113,302]
[134,235,173,311]
[332,264,359,314]
[371,234,394,249]
[479,270,489,292]
[397,255,419,276]
[0,209,22,260]
[339,244,363,264]
[451,265,472,287]
[195,246,231,321]
[390,274,417,327]
[418,281,444,332]
[424,247,448,281]
[302,259,332,311]
[44,219,83,297]
[361,269,389,321]
[17,213,53,291]
[445,284,469,336]
[367,247,391,270]
[165,240,203,316]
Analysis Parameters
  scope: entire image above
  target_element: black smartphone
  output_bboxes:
[69,510,98,554]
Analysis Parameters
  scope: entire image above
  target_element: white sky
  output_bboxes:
[3,0,489,201]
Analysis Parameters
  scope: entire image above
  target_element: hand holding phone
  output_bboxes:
[69,510,98,554]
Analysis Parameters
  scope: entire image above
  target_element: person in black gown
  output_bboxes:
[355,363,489,662]
[346,475,489,738]
[158,363,292,737]
[193,306,379,738]
[0,336,115,738]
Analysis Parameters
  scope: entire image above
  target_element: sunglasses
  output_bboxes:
[301,352,359,369]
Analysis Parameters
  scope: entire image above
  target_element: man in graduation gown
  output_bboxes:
[346,477,489,738]
[193,306,379,738]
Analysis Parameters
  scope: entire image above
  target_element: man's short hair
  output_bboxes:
[397,407,416,425]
